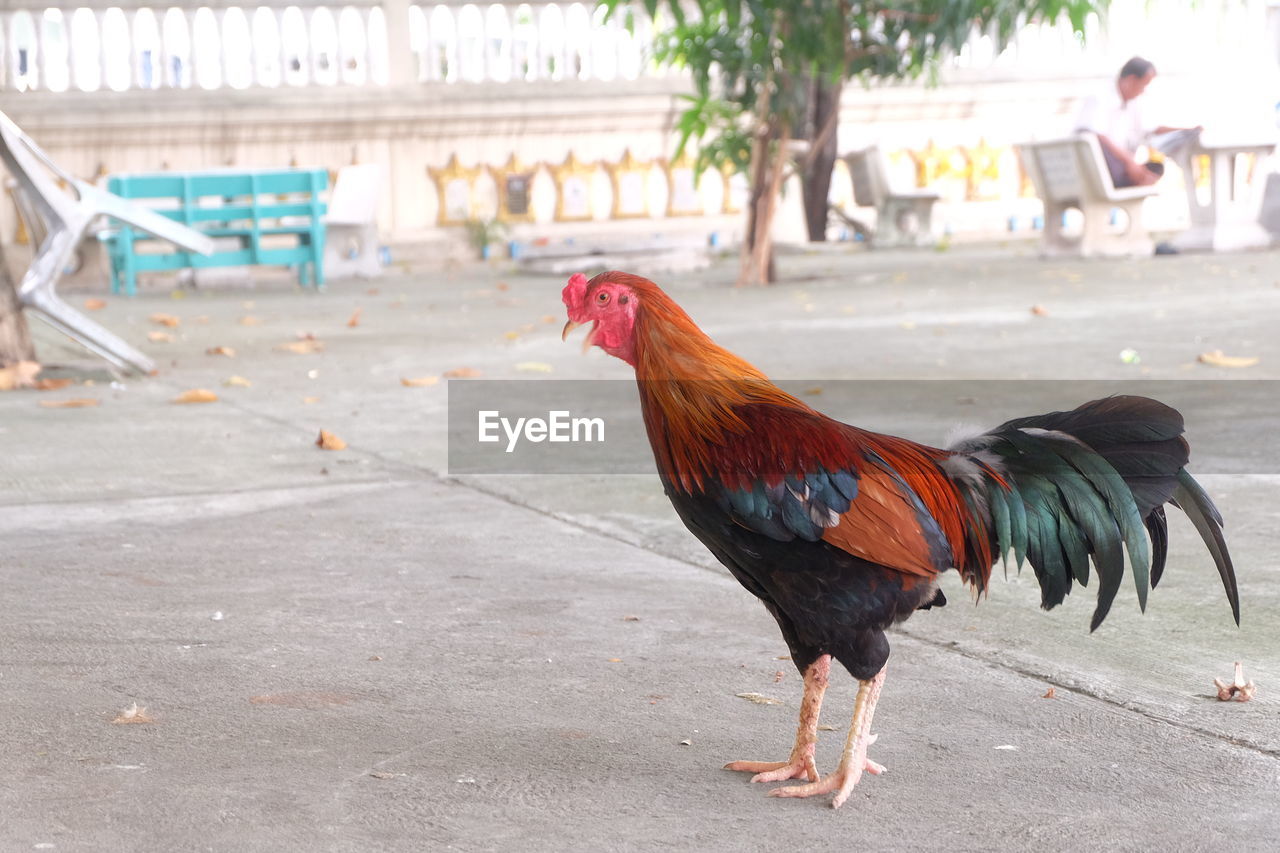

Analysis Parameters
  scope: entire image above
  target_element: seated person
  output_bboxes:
[1075,56,1200,188]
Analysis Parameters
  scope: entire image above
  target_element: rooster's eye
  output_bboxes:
[597,291,610,304]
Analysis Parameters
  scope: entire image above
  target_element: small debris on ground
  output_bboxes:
[443,367,483,378]
[276,340,324,354]
[1214,661,1256,702]
[679,739,692,746]
[736,693,783,706]
[207,346,236,357]
[1030,304,1049,316]
[1198,350,1259,369]
[316,429,347,450]
[173,389,218,404]
[347,307,363,328]
[112,702,155,724]
[223,375,252,388]
[401,376,440,387]
[84,298,107,310]
[39,398,100,409]
[1042,687,1056,699]
[0,360,41,390]
[147,331,174,343]
[148,312,181,327]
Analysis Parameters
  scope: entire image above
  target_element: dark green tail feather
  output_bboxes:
[1171,470,1241,625]
[967,396,1238,631]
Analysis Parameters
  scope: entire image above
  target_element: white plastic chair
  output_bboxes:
[842,146,940,248]
[0,111,215,373]
[323,163,384,279]
[1016,135,1159,258]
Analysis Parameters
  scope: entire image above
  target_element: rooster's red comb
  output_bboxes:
[562,272,590,319]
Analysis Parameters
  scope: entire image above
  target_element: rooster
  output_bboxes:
[561,271,1239,809]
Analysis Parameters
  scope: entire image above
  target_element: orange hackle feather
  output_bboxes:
[594,271,996,591]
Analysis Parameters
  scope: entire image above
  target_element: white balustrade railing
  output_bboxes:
[0,2,659,93]
[0,1,1270,94]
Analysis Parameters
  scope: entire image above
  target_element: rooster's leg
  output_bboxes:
[724,654,830,783]
[769,664,887,809]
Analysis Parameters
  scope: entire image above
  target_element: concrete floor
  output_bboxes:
[1,244,1277,852]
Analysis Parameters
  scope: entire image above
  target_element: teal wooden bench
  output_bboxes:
[104,168,328,295]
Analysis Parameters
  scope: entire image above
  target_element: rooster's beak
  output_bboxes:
[561,319,582,342]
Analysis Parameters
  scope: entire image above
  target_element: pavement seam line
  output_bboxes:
[446,476,1280,762]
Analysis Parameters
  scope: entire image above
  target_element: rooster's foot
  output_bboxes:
[768,734,884,809]
[724,752,818,784]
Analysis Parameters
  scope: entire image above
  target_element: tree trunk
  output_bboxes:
[738,125,790,287]
[802,78,843,242]
[0,240,35,365]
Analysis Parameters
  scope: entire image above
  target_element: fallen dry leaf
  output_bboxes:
[223,375,252,388]
[607,658,623,663]
[400,376,440,387]
[39,398,100,409]
[111,702,154,724]
[515,361,553,374]
[33,378,73,391]
[443,367,482,378]
[0,360,41,391]
[347,307,363,328]
[735,692,783,706]
[173,388,218,404]
[275,340,324,354]
[1198,350,1259,369]
[622,615,640,622]
[148,312,181,327]
[147,330,174,343]
[504,331,520,341]
[302,396,321,405]
[1031,304,1050,316]
[239,315,262,326]
[207,346,236,357]
[84,298,107,310]
[774,670,785,683]
[1042,687,1056,699]
[817,724,837,732]
[316,429,347,450]
[541,315,557,324]
[496,282,510,292]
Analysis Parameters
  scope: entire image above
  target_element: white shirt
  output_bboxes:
[1074,86,1155,153]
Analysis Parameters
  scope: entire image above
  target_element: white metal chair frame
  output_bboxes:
[0,111,215,373]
